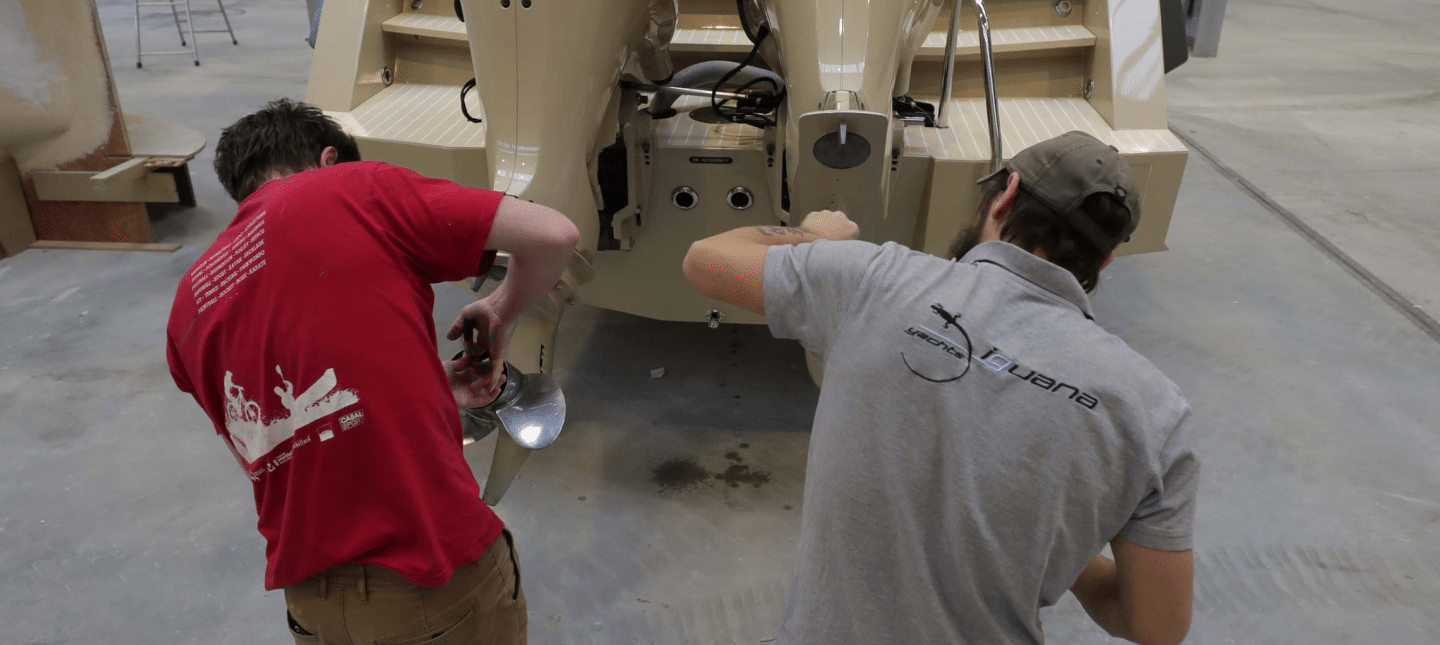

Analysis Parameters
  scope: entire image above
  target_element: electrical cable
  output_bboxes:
[459,78,483,123]
[708,2,784,128]
[735,0,760,44]
[710,61,771,126]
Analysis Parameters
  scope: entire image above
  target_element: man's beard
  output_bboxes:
[946,213,987,260]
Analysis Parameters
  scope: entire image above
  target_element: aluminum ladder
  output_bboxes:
[135,0,238,68]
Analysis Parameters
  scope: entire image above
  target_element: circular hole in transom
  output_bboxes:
[672,187,698,210]
[726,187,753,210]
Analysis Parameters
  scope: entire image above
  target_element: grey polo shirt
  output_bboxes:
[763,240,1199,645]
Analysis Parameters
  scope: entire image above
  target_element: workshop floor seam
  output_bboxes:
[1170,126,1440,345]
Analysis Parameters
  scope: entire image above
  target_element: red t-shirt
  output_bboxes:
[165,161,505,590]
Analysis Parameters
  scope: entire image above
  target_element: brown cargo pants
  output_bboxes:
[283,529,527,645]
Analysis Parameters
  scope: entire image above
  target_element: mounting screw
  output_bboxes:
[1054,0,1073,17]
[706,310,725,329]
[1083,78,1094,99]
[381,67,394,86]
[411,0,423,9]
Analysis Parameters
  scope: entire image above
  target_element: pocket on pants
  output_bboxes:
[502,528,522,602]
[376,607,478,645]
[287,610,319,643]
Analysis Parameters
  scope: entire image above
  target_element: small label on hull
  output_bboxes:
[688,156,734,164]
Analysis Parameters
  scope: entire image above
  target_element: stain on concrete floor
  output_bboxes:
[651,446,773,491]
[650,457,711,491]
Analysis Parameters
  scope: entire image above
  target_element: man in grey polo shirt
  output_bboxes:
[683,131,1198,645]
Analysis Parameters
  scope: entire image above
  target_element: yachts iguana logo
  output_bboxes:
[899,304,1101,410]
[900,304,974,383]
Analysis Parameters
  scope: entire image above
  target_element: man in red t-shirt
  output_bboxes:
[165,99,579,644]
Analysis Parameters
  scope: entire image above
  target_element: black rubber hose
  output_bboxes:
[649,60,784,116]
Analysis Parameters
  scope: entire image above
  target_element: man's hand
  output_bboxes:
[443,351,506,408]
[440,196,578,401]
[446,295,516,398]
[799,210,860,241]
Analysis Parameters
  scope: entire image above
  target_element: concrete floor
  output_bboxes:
[2,1,1439,643]
[1166,0,1440,329]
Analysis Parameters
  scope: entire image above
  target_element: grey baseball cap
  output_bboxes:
[977,131,1142,251]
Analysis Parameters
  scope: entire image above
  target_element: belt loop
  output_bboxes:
[358,565,369,602]
[318,571,329,601]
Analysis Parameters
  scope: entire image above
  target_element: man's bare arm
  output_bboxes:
[1071,537,1194,645]
[445,197,580,399]
[474,197,581,322]
[683,212,858,314]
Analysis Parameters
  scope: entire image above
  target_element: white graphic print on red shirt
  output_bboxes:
[222,365,361,466]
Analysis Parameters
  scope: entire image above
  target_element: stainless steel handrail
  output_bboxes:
[974,0,1004,172]
[936,0,962,128]
[934,0,1004,172]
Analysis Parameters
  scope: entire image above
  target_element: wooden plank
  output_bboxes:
[30,240,181,253]
[32,170,180,203]
[144,156,190,168]
[90,157,150,183]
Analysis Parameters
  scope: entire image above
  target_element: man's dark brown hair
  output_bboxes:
[213,98,362,202]
[949,173,1132,293]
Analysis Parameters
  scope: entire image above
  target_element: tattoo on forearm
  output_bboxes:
[752,226,816,237]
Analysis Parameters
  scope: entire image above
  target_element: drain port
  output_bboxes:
[726,186,753,210]
[672,186,698,210]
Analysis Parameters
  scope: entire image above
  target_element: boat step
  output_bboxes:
[904,97,1184,161]
[381,12,466,42]
[326,83,485,148]
[913,25,1094,60]
[668,25,752,54]
[670,25,1095,58]
[380,13,1095,60]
